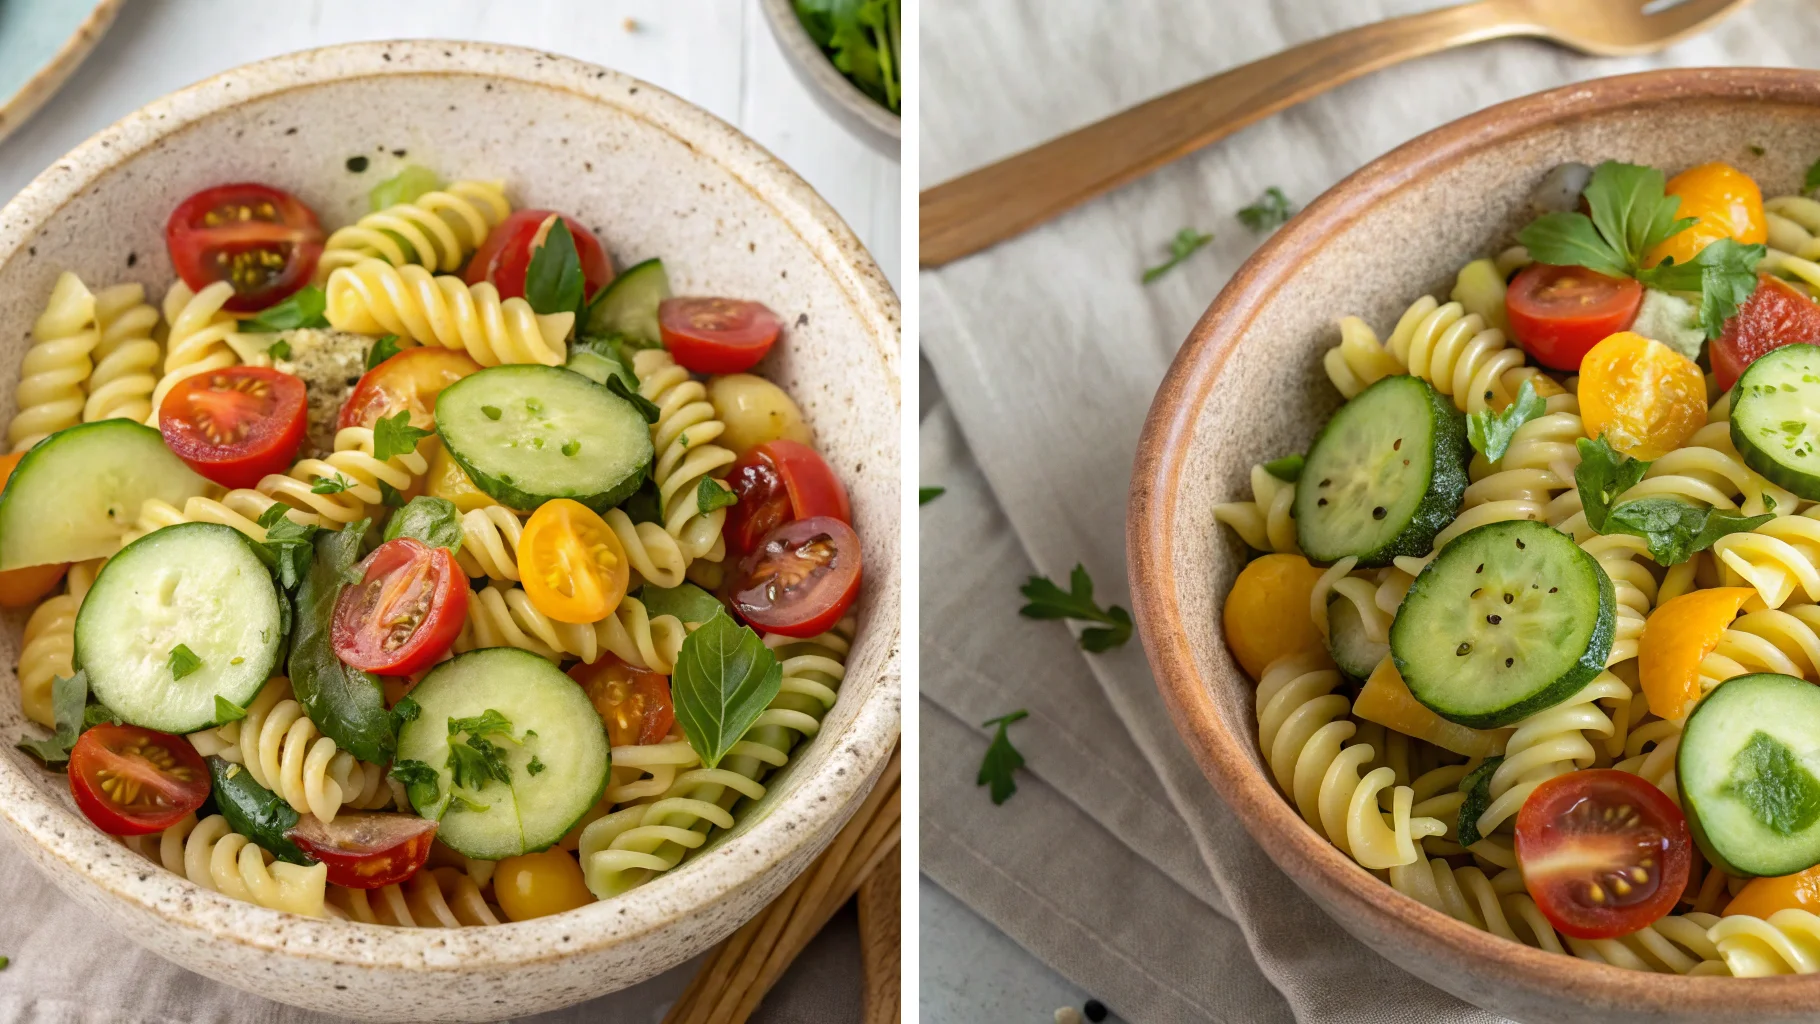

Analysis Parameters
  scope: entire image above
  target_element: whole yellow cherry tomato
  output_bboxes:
[1726,865,1820,919]
[494,848,594,921]
[1638,587,1753,720]
[1645,162,1767,269]
[1223,553,1325,680]
[518,499,629,624]
[1577,331,1706,460]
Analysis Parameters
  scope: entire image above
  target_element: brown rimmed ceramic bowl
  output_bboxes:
[0,41,900,1022]
[1129,67,1820,1024]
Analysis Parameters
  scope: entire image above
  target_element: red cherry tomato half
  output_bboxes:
[659,297,783,375]
[1515,769,1691,940]
[1505,264,1644,371]
[464,209,613,302]
[568,654,676,747]
[723,440,852,557]
[730,515,862,639]
[68,724,210,836]
[159,367,308,489]
[286,812,438,889]
[1711,274,1820,392]
[331,538,468,676]
[338,346,482,431]
[166,183,324,312]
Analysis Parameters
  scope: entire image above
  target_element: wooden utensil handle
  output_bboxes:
[919,0,1532,267]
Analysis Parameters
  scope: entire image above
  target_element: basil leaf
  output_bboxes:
[670,613,784,769]
[366,335,403,371]
[1573,436,1651,534]
[523,216,584,317]
[214,695,249,723]
[1466,380,1547,463]
[15,671,89,769]
[254,503,321,592]
[382,495,464,554]
[369,166,444,212]
[238,286,329,333]
[208,756,312,865]
[168,643,202,681]
[1603,497,1772,567]
[373,410,433,462]
[1516,212,1628,279]
[1455,756,1504,848]
[639,583,727,627]
[287,520,395,764]
[1262,454,1304,482]
[1584,161,1695,270]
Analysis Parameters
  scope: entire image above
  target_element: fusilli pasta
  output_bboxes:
[323,259,571,367]
[325,867,500,927]
[1212,464,1299,554]
[634,348,735,565]
[18,559,102,726]
[148,281,267,427]
[221,677,395,822]
[83,283,163,423]
[122,812,328,917]
[318,180,511,278]
[11,272,100,450]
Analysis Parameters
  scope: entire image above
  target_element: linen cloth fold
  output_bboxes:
[918,1,1820,1020]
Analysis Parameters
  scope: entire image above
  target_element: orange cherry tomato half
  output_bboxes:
[1725,864,1820,919]
[1646,162,1768,270]
[722,440,851,558]
[286,812,438,889]
[569,654,676,747]
[518,499,630,624]
[0,450,65,606]
[338,346,482,431]
[1577,331,1706,461]
[331,538,468,675]
[1711,274,1820,393]
[68,724,210,836]
[1638,587,1753,721]
[464,209,614,303]
[1505,264,1643,371]
[158,366,308,489]
[166,183,324,312]
[730,515,861,639]
[1516,770,1691,940]
[659,297,783,375]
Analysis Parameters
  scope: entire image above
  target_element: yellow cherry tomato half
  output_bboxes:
[426,442,501,514]
[518,499,629,624]
[1638,587,1753,721]
[1222,553,1325,681]
[1577,331,1706,461]
[494,848,594,921]
[1725,865,1820,919]
[1645,162,1767,269]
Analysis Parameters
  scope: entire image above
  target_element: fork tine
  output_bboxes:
[1641,0,1751,37]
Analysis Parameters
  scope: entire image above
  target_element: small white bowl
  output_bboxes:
[760,0,901,157]
[0,40,900,1022]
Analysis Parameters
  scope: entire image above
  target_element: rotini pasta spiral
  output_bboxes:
[148,281,269,427]
[604,734,699,804]
[456,584,687,672]
[83,283,163,423]
[324,259,572,367]
[1697,602,1820,692]
[455,505,523,581]
[325,867,500,927]
[1473,672,1634,838]
[1324,295,1558,415]
[1708,909,1820,976]
[634,349,735,564]
[18,559,102,727]
[1711,506,1820,609]
[226,677,395,822]
[577,622,849,898]
[122,812,328,917]
[1253,651,1446,869]
[604,507,687,590]
[598,595,687,673]
[318,180,511,278]
[1212,464,1299,554]
[10,271,100,450]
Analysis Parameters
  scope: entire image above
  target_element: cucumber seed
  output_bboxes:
[1456,642,1471,656]
[1487,614,1501,625]
[1504,657,1514,667]
[1392,438,1402,451]
[1503,593,1513,604]
[1371,506,1386,520]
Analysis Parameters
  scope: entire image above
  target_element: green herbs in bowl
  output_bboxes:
[793,0,901,114]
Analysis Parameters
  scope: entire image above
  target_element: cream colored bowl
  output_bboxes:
[0,41,899,1022]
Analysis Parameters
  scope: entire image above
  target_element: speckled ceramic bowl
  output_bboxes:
[1130,68,1820,1024]
[0,41,899,1022]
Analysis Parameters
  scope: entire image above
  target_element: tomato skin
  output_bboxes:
[660,298,783,374]
[1222,553,1325,680]
[722,440,851,557]
[730,515,862,638]
[1711,275,1820,393]
[338,347,482,431]
[331,539,468,675]
[1505,264,1643,371]
[1647,162,1767,270]
[1725,864,1820,919]
[158,367,309,489]
[1576,331,1706,461]
[519,499,630,624]
[464,209,613,302]
[1639,588,1754,721]
[494,848,594,921]
[1516,769,1691,940]
[68,724,210,836]
[0,450,65,605]
[568,654,675,746]
[286,812,437,889]
[166,183,324,312]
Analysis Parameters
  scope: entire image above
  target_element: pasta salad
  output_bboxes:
[1216,157,1820,976]
[8,167,863,927]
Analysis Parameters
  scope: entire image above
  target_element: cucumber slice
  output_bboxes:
[394,647,609,860]
[1681,673,1820,877]
[1294,375,1468,567]
[434,364,653,511]
[1731,345,1820,499]
[565,335,637,390]
[75,523,283,734]
[1390,520,1614,729]
[1327,596,1388,680]
[584,258,670,346]
[0,420,209,570]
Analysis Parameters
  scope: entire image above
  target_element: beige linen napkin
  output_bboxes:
[918,0,1820,1021]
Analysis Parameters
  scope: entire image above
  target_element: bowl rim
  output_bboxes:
[1129,65,1820,1009]
[0,38,900,971]
[0,0,125,147]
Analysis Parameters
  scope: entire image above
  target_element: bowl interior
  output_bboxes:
[1133,69,1820,1019]
[0,41,899,985]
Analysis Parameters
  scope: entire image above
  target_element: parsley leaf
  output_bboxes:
[214,695,248,723]
[794,0,900,113]
[238,286,328,333]
[1516,211,1628,279]
[253,503,321,591]
[527,755,546,776]
[311,474,352,495]
[1573,436,1651,535]
[366,335,403,371]
[15,671,89,769]
[1466,380,1547,463]
[919,486,945,505]
[446,711,517,793]
[1018,565,1132,652]
[1237,187,1295,232]
[1574,436,1771,564]
[268,339,292,361]
[392,694,421,724]
[523,216,585,317]
[697,477,738,516]
[670,613,784,769]
[382,495,463,553]
[378,479,405,508]
[977,710,1028,805]
[168,644,202,681]
[1142,228,1213,284]
[1635,238,1768,338]
[1583,162,1696,271]
[389,758,441,812]
[1455,756,1504,848]
[1262,454,1304,483]
[373,410,433,462]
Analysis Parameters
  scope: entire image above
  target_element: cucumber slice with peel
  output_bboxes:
[1731,345,1820,500]
[1681,673,1820,877]
[584,258,670,346]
